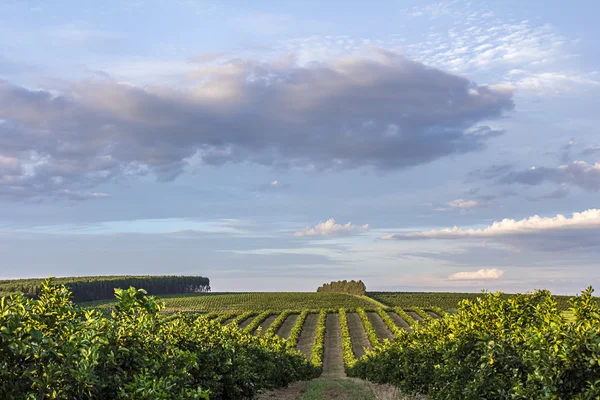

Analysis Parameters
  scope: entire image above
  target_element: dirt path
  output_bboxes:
[255,314,278,336]
[257,377,427,400]
[426,311,440,319]
[221,317,235,326]
[297,313,318,359]
[367,312,394,341]
[347,312,371,357]
[387,311,412,332]
[238,316,255,329]
[407,311,423,322]
[277,313,299,339]
[322,313,345,377]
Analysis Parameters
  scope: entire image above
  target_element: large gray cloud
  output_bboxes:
[0,51,514,199]
[497,161,600,191]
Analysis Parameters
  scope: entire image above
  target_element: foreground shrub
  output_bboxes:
[0,281,317,399]
[352,288,600,399]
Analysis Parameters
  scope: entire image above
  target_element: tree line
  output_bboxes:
[317,280,366,295]
[0,275,210,302]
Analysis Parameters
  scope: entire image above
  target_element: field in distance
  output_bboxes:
[84,290,589,314]
[84,291,379,313]
[368,291,590,311]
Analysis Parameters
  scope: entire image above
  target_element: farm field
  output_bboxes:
[213,306,426,376]
[83,291,378,313]
[368,291,594,310]
[5,280,600,399]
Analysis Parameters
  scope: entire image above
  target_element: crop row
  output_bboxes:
[310,309,327,368]
[392,307,418,328]
[339,308,357,370]
[243,310,272,334]
[375,308,402,337]
[287,310,310,348]
[356,308,380,347]
[409,307,433,322]
[264,310,292,337]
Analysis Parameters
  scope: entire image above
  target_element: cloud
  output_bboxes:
[527,186,570,201]
[448,268,504,280]
[495,161,600,191]
[256,180,289,192]
[434,198,484,211]
[57,190,111,202]
[581,146,600,156]
[293,218,369,237]
[0,50,514,200]
[381,208,600,240]
[448,199,481,208]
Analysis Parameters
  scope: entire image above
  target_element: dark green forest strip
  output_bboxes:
[1,275,210,302]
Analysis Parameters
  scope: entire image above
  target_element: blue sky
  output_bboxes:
[1,0,599,293]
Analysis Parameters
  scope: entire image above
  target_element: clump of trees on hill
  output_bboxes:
[317,280,366,295]
[0,275,210,302]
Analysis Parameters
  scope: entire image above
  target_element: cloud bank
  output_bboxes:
[0,50,514,199]
[448,268,505,280]
[382,208,600,240]
[497,161,600,191]
[293,218,369,237]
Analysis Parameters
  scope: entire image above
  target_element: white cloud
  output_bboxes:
[448,268,505,280]
[293,218,369,237]
[382,208,600,240]
[509,71,600,95]
[448,199,481,208]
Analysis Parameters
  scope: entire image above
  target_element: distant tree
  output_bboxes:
[317,280,366,295]
[0,275,210,302]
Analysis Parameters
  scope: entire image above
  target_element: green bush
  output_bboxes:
[352,288,600,399]
[0,281,316,399]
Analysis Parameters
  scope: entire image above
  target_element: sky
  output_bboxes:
[1,0,599,294]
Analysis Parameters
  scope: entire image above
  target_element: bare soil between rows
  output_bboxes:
[255,314,278,335]
[277,313,299,340]
[297,313,318,359]
[347,312,371,358]
[322,313,345,377]
[387,311,412,332]
[367,311,394,341]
